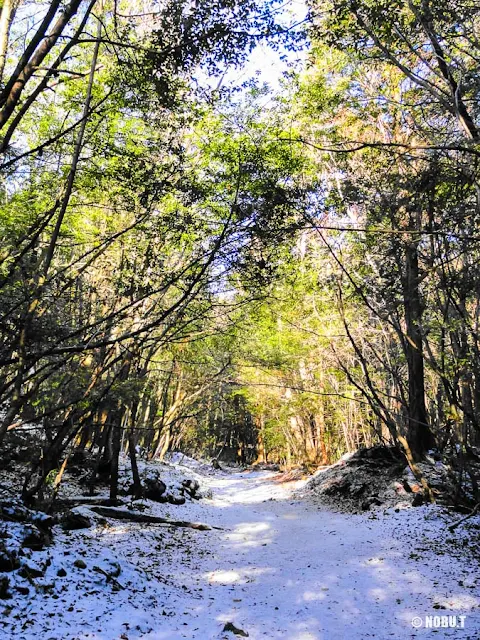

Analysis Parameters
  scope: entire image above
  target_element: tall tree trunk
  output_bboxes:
[403,241,435,458]
[0,0,85,130]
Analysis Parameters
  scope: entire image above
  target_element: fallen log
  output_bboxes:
[87,505,221,531]
[55,497,125,508]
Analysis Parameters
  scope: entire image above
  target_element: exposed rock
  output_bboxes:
[0,576,12,599]
[57,568,67,577]
[115,454,212,504]
[18,561,44,579]
[73,559,87,569]
[0,548,19,572]
[31,512,55,530]
[412,493,425,507]
[182,479,201,499]
[61,510,92,531]
[361,496,383,511]
[22,526,50,551]
[0,499,30,522]
[223,622,249,637]
[0,499,53,530]
[143,475,167,502]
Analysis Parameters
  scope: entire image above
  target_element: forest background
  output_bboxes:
[0,0,479,505]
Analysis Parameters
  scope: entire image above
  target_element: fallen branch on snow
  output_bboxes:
[93,564,124,590]
[87,505,222,530]
[448,503,480,532]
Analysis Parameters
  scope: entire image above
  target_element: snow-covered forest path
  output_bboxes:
[161,469,479,640]
[5,467,479,640]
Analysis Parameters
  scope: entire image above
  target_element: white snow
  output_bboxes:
[1,465,479,639]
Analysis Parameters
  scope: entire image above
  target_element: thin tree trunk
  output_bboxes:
[255,415,267,463]
[109,417,122,502]
[0,0,17,84]
[127,403,142,499]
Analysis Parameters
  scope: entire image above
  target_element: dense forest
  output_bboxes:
[0,0,479,508]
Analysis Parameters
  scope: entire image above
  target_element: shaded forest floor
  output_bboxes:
[1,456,480,639]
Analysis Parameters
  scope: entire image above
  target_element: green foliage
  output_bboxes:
[2,0,480,486]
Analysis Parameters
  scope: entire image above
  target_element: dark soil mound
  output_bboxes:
[301,446,465,513]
